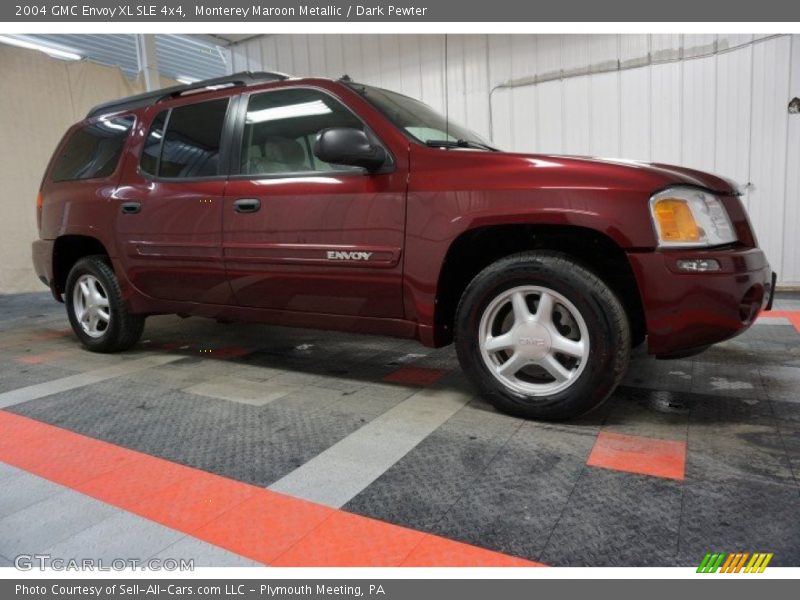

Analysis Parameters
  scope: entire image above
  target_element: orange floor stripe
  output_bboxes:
[586,431,686,481]
[76,454,198,507]
[0,424,138,488]
[0,411,544,567]
[0,328,69,350]
[15,350,69,365]
[193,493,334,564]
[130,471,259,532]
[761,310,800,333]
[271,510,424,567]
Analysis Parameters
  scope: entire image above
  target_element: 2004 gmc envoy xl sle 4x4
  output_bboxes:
[32,71,776,420]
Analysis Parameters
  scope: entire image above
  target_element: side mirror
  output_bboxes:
[314,128,387,171]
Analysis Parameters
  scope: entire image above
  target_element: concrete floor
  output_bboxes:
[0,291,799,567]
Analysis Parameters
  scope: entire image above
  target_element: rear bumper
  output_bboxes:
[31,239,60,301]
[627,246,774,357]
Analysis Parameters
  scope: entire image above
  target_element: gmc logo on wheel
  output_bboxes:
[518,337,546,346]
[326,251,373,261]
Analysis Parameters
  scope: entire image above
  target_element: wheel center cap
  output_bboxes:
[515,322,551,359]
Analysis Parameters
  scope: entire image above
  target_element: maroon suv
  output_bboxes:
[32,72,775,420]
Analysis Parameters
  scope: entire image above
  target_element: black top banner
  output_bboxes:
[4,0,800,22]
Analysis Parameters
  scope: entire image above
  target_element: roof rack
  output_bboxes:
[86,71,291,119]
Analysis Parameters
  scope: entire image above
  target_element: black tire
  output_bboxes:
[454,251,630,421]
[65,255,145,353]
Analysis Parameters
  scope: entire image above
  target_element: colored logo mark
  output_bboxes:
[697,552,773,573]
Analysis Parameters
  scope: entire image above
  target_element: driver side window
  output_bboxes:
[240,88,364,176]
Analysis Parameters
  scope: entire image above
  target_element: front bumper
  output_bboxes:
[627,246,774,357]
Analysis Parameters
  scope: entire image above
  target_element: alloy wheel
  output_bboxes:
[478,285,590,396]
[72,273,111,339]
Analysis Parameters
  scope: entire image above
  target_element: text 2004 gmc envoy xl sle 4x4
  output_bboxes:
[32,72,776,420]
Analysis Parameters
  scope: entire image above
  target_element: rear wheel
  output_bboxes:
[65,255,145,353]
[455,251,630,420]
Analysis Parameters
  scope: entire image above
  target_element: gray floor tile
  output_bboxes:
[687,419,795,487]
[770,399,800,427]
[761,366,800,403]
[603,386,690,440]
[269,385,472,507]
[0,365,75,395]
[7,378,375,487]
[773,296,800,311]
[540,469,683,566]
[0,471,62,518]
[43,511,183,560]
[344,402,523,531]
[677,478,800,566]
[0,488,117,557]
[691,362,767,399]
[184,377,297,406]
[623,357,695,393]
[357,417,595,561]
[0,462,23,482]
[778,425,800,485]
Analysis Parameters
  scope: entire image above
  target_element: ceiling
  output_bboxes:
[8,34,229,82]
[201,34,260,46]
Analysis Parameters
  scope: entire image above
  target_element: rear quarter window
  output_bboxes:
[51,115,135,182]
[139,99,229,179]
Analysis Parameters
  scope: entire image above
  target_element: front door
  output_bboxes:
[222,87,406,318]
[114,96,234,304]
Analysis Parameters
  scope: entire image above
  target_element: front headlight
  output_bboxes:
[649,187,737,248]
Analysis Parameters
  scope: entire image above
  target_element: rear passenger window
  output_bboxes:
[140,99,229,178]
[51,116,134,182]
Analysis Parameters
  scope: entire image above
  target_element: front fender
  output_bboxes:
[402,186,655,330]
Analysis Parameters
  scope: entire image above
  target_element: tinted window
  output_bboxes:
[140,99,229,178]
[51,116,134,182]
[348,83,490,146]
[240,88,363,176]
[140,111,166,176]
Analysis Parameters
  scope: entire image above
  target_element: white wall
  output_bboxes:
[230,34,800,287]
[0,45,165,294]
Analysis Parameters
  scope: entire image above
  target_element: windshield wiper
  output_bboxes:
[425,139,498,152]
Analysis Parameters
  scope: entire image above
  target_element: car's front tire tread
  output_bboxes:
[454,250,631,421]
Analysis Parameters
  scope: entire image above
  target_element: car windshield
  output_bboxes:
[348,82,496,150]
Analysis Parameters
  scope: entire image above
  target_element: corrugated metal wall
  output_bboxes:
[229,34,800,286]
[27,34,228,81]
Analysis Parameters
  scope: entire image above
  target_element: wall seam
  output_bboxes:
[779,35,793,280]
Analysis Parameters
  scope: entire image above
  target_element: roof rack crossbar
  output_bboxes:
[86,71,290,119]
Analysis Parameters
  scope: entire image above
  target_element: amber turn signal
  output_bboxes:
[652,198,702,243]
[36,191,43,229]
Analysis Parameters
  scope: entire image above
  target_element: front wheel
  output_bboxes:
[65,255,145,353]
[454,251,630,420]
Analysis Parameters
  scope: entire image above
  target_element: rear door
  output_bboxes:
[222,86,407,318]
[114,94,237,304]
